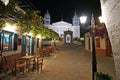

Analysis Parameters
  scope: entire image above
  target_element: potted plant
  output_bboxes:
[95,72,113,80]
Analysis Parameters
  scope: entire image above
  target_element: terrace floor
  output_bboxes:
[0,43,116,80]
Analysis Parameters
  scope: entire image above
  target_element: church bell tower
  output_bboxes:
[72,11,79,26]
[44,10,51,27]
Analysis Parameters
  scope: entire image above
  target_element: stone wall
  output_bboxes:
[100,0,120,79]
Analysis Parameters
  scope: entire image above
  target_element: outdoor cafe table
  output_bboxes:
[21,55,35,73]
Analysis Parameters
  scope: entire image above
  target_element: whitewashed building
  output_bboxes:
[44,10,80,39]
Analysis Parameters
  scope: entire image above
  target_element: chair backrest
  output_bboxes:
[40,49,44,53]
[15,59,25,67]
[4,53,22,64]
[45,47,50,53]
[37,56,43,64]
[40,49,45,57]
[0,56,7,66]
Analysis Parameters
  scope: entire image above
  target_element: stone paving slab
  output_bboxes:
[0,43,116,80]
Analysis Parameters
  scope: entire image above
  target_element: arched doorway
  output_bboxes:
[66,34,71,43]
[64,30,73,44]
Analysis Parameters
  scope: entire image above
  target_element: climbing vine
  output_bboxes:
[0,0,20,28]
[0,0,59,39]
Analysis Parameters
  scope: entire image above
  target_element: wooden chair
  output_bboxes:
[36,56,43,73]
[14,59,25,76]
[44,47,50,57]
[30,57,36,71]
[0,56,8,74]
[39,48,45,57]
[48,46,53,53]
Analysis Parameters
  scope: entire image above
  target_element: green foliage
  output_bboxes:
[17,10,59,38]
[0,20,5,28]
[74,37,79,41]
[0,0,20,16]
[0,0,20,28]
[34,26,58,39]
[0,0,59,39]
[95,72,113,80]
[17,10,42,34]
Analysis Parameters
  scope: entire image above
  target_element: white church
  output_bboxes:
[44,10,80,42]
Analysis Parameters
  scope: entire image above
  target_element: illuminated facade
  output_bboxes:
[0,21,42,56]
[44,10,80,38]
[85,23,112,57]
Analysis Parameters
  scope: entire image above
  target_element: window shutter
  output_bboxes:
[22,35,26,55]
[0,33,1,51]
[31,37,34,55]
[9,34,12,50]
[13,34,18,51]
[2,32,4,52]
[27,36,30,55]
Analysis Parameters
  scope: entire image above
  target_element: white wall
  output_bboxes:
[100,0,120,79]
[2,22,42,56]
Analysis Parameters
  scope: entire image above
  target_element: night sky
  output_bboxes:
[21,0,101,24]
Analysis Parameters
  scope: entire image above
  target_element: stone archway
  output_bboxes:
[64,30,73,44]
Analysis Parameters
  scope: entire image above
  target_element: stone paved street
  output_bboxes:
[0,43,116,80]
[35,43,116,80]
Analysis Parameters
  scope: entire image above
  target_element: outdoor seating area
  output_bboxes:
[0,45,59,79]
[14,58,25,76]
[0,0,118,79]
[0,54,43,77]
[0,53,22,76]
[40,44,59,57]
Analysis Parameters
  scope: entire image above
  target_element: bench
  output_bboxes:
[0,53,22,75]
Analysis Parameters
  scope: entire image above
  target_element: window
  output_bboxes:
[96,38,100,48]
[3,33,10,51]
[61,34,63,37]
[24,36,34,55]
[1,31,13,51]
[0,30,18,52]
[45,21,49,24]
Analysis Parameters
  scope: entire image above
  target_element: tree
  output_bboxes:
[17,10,44,36]
[0,0,20,28]
[0,0,59,39]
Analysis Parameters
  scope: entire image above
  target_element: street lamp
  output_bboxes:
[99,16,105,23]
[80,14,97,80]
[91,14,97,80]
[80,16,87,55]
[80,16,87,24]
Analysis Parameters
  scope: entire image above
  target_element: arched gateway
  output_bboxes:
[64,30,73,44]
